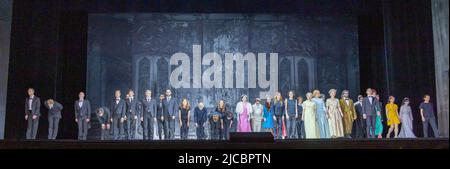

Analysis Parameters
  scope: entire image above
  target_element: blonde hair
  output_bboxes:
[328,89,337,95]
[312,90,320,97]
[47,99,54,105]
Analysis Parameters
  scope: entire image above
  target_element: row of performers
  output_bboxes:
[23,87,440,140]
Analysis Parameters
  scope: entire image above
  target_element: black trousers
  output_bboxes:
[222,120,231,140]
[196,122,206,139]
[26,113,39,139]
[353,118,366,138]
[157,118,165,140]
[142,116,155,140]
[77,118,89,140]
[180,119,189,140]
[48,116,60,139]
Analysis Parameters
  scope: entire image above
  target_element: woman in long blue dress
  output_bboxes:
[398,97,416,138]
[312,90,330,138]
[262,96,274,135]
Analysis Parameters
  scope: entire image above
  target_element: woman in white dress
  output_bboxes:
[302,92,319,139]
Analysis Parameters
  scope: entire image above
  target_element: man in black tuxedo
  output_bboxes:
[110,90,126,140]
[44,99,63,140]
[125,89,140,140]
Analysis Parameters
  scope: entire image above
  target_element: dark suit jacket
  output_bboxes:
[194,107,207,124]
[110,98,126,118]
[141,98,157,118]
[96,106,111,125]
[25,96,41,116]
[126,98,140,117]
[362,96,379,116]
[44,101,63,118]
[156,100,165,118]
[74,100,91,119]
[163,97,177,117]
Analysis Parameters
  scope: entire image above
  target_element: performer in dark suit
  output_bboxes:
[44,99,63,140]
[110,90,126,140]
[141,90,157,140]
[194,101,207,140]
[353,95,366,138]
[96,107,111,140]
[25,88,41,140]
[163,89,177,140]
[362,88,380,138]
[74,91,91,140]
[125,89,140,140]
[156,94,166,140]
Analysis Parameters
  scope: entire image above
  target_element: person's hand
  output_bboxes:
[110,118,113,122]
[195,123,198,127]
[172,116,175,120]
[161,116,164,121]
[340,113,343,117]
[32,115,37,120]
[106,124,110,129]
[179,122,183,127]
[273,116,276,121]
[140,117,144,122]
[286,115,290,120]
[123,116,127,120]
[101,124,106,130]
[301,117,304,121]
[363,114,367,119]
[120,118,124,123]
[134,116,138,120]
[187,122,190,126]
[295,114,298,119]
[422,117,425,122]
[377,112,381,116]
[75,118,78,122]
[25,115,28,120]
[153,118,157,122]
[86,118,90,122]
[262,118,266,122]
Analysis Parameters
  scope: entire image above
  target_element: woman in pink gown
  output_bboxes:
[235,95,253,132]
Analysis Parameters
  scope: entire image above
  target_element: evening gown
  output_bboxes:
[312,98,330,138]
[237,102,252,132]
[398,105,416,138]
[303,100,319,139]
[326,98,344,138]
[262,106,274,129]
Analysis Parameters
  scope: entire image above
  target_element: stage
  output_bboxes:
[1,138,448,149]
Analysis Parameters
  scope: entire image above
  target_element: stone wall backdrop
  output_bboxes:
[87,13,359,139]
[432,0,449,137]
[0,0,13,140]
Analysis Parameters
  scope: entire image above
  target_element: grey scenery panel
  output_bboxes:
[87,13,359,139]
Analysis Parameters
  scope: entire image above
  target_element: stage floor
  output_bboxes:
[0,138,448,149]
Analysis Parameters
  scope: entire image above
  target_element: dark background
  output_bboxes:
[5,0,436,139]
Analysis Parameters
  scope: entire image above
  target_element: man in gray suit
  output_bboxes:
[75,91,91,140]
[25,88,41,140]
[362,88,380,138]
[163,89,177,140]
[110,90,126,140]
[125,89,140,140]
[141,90,157,140]
[44,99,63,140]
